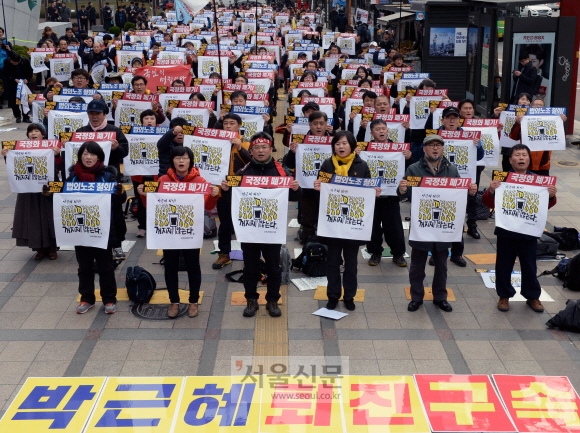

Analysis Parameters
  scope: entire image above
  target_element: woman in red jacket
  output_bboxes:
[482,144,557,314]
[138,146,219,319]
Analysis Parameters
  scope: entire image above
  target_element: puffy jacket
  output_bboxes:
[398,155,474,251]
[140,167,218,210]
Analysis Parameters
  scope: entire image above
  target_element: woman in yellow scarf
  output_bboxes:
[314,131,378,312]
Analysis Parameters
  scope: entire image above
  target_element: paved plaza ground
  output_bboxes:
[0,105,579,416]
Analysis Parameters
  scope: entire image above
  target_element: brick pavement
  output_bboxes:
[0,106,579,415]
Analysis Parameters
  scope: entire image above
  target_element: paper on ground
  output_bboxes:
[312,308,348,320]
[291,277,328,291]
[294,248,302,259]
[361,248,409,260]
[288,219,301,228]
[402,221,409,230]
[60,240,136,252]
[481,271,554,302]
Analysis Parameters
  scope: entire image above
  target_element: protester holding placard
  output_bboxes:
[313,131,378,311]
[508,97,567,176]
[65,141,124,315]
[138,146,219,319]
[3,124,62,260]
[75,99,128,261]
[157,117,190,176]
[360,119,411,267]
[482,144,557,313]
[493,92,532,171]
[222,132,301,318]
[286,111,333,244]
[398,134,478,313]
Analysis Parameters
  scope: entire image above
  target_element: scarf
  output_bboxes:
[331,153,356,176]
[73,160,104,181]
[165,167,200,182]
[90,118,109,131]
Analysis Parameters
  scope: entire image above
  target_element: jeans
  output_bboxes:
[163,249,201,304]
[326,245,358,301]
[241,243,281,302]
[409,248,448,302]
[75,246,117,304]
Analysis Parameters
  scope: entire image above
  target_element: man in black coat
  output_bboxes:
[102,3,113,30]
[221,132,302,318]
[2,50,33,123]
[336,9,348,33]
[86,2,97,28]
[511,51,538,103]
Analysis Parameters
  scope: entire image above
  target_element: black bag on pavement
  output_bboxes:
[536,234,559,259]
[564,254,580,291]
[544,227,579,251]
[126,266,157,304]
[291,236,328,277]
[546,299,580,332]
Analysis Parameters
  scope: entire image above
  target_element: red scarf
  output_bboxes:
[73,161,105,182]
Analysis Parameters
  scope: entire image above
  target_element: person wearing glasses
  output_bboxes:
[398,134,477,313]
[111,75,165,125]
[221,132,301,318]
[138,146,220,319]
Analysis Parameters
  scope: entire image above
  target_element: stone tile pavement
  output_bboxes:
[0,107,579,415]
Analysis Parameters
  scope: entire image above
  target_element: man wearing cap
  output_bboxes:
[398,134,477,313]
[2,49,33,123]
[221,132,302,318]
[432,105,483,267]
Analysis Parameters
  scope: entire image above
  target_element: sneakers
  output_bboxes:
[466,224,480,239]
[212,253,231,269]
[15,118,21,123]
[243,299,259,317]
[326,297,338,310]
[188,303,198,318]
[392,255,407,267]
[22,117,32,123]
[104,303,117,314]
[266,301,282,317]
[450,255,467,267]
[368,253,381,266]
[344,299,355,311]
[167,303,180,318]
[112,247,126,261]
[76,302,95,314]
[136,229,146,238]
[497,297,510,312]
[526,299,544,313]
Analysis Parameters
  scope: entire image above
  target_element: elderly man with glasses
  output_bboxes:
[398,134,477,313]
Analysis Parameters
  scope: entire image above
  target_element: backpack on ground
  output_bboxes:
[544,227,579,251]
[291,236,328,277]
[126,266,157,304]
[536,234,559,259]
[475,189,492,220]
[546,299,580,333]
[540,253,580,291]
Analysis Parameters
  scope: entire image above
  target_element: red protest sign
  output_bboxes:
[133,64,192,93]
[493,374,580,432]
[415,374,517,432]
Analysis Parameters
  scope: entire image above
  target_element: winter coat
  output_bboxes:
[74,124,128,179]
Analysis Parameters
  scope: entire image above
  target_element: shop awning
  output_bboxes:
[377,11,416,25]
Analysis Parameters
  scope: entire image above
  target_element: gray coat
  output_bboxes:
[398,156,472,252]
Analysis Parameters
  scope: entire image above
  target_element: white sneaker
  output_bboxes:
[112,247,126,261]
[136,229,146,238]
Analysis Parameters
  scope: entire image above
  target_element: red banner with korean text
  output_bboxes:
[134,65,192,93]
